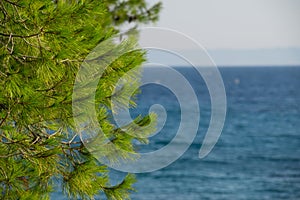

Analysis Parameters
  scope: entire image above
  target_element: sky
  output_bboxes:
[142,0,300,66]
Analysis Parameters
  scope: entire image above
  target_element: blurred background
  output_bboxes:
[129,0,300,199]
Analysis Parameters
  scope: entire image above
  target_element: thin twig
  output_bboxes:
[0,32,40,38]
[0,111,10,127]
[3,0,22,7]
[0,152,22,158]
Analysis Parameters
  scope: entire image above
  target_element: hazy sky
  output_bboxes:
[146,0,300,50]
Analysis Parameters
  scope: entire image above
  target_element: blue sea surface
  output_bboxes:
[53,66,300,199]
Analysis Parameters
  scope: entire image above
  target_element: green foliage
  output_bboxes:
[0,0,161,199]
[106,0,162,25]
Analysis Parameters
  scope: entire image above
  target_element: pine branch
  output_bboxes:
[0,152,22,158]
[0,32,40,38]
[3,0,23,7]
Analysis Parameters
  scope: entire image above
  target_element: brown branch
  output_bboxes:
[0,111,10,127]
[0,152,22,158]
[3,0,22,7]
[0,30,57,39]
[35,78,64,92]
[0,32,40,38]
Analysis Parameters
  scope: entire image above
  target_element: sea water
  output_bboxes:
[52,66,300,199]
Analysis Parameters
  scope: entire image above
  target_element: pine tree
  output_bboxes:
[0,0,161,199]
